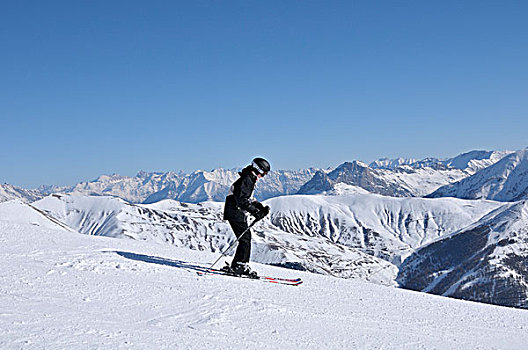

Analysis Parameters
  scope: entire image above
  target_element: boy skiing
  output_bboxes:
[223,157,271,277]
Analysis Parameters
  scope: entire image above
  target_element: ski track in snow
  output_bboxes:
[1,218,528,349]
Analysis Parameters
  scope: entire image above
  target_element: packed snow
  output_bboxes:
[1,200,528,349]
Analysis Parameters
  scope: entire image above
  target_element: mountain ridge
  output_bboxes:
[428,148,528,202]
[398,199,528,309]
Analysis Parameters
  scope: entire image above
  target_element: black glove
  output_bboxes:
[254,201,266,211]
[253,205,270,221]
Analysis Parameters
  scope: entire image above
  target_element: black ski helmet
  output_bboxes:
[252,157,271,176]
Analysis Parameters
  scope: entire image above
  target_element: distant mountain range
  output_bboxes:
[3,148,525,204]
[298,150,517,198]
[25,168,318,204]
[297,160,467,197]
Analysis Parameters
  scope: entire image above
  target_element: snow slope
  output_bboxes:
[0,184,43,203]
[267,194,502,264]
[1,200,528,349]
[398,199,528,309]
[0,199,74,232]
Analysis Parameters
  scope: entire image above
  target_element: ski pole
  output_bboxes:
[208,219,259,270]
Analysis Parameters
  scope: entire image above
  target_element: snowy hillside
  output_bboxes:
[267,194,502,265]
[36,192,528,310]
[398,200,528,309]
[429,149,528,201]
[33,195,397,284]
[0,199,75,232]
[1,201,528,349]
[0,183,43,203]
[33,194,231,246]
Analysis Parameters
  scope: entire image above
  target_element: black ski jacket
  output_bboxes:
[223,166,264,221]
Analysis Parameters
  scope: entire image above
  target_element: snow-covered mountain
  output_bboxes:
[4,146,528,321]
[445,150,514,174]
[398,199,528,309]
[267,194,502,265]
[428,149,528,202]
[299,150,514,198]
[38,168,317,204]
[0,183,43,203]
[370,150,512,174]
[36,190,528,310]
[143,168,318,204]
[142,169,238,204]
[298,160,468,197]
[3,201,527,348]
[369,157,418,170]
[33,194,227,245]
[64,171,184,203]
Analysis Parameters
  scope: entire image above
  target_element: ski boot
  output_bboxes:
[232,262,258,279]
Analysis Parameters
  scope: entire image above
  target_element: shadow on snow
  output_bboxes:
[112,251,304,286]
[114,251,215,274]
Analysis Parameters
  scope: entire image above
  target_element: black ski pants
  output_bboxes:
[228,218,251,266]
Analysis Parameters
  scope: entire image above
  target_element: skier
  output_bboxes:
[223,157,271,277]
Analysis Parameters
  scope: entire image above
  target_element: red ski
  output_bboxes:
[197,265,303,286]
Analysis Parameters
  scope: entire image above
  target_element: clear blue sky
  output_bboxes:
[1,1,527,188]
